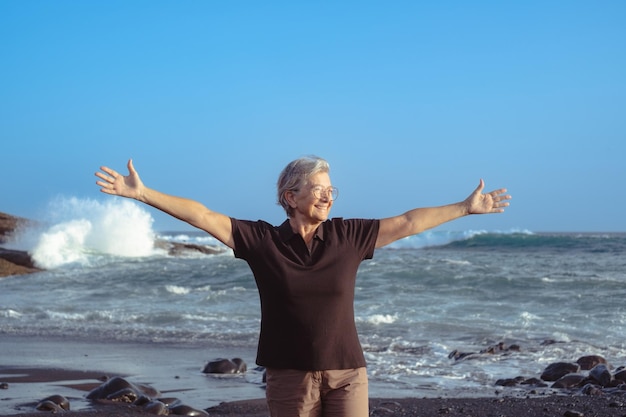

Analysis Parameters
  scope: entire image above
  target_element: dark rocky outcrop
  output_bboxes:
[35,394,70,412]
[202,358,248,374]
[577,354,608,370]
[0,212,39,277]
[86,376,208,415]
[489,350,626,397]
[541,362,581,381]
[449,342,520,361]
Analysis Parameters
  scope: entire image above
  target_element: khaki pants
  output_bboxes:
[265,367,369,417]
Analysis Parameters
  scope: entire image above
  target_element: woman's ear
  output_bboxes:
[284,190,298,208]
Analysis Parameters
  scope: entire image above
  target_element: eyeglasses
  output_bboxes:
[310,186,339,201]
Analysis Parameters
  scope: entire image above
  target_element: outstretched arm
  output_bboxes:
[95,159,234,248]
[375,179,510,248]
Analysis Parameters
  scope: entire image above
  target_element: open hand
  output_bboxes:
[465,179,511,214]
[95,159,144,200]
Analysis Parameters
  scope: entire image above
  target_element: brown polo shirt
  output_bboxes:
[231,217,380,371]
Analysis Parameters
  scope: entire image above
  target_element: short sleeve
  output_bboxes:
[231,218,269,260]
[331,218,380,260]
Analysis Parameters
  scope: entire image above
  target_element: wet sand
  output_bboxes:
[3,372,626,417]
[2,355,626,416]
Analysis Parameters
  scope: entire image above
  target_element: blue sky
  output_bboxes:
[1,1,624,232]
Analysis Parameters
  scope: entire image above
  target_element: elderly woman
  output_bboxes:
[96,156,510,417]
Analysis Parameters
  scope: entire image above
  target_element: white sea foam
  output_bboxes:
[30,219,93,267]
[9,197,160,269]
[0,309,23,318]
[157,232,222,246]
[165,285,191,295]
[442,258,472,266]
[364,314,398,325]
[519,311,541,327]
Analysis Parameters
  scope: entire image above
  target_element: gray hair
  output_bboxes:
[277,155,330,216]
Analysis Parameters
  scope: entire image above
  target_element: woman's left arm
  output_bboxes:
[375,179,510,248]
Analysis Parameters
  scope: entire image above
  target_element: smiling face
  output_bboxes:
[287,171,334,224]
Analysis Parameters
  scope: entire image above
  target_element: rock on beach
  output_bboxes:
[0,212,40,277]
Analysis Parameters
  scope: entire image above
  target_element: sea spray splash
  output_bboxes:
[31,219,93,268]
[12,197,160,269]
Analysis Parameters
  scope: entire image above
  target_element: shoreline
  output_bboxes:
[0,335,265,414]
[1,336,626,417]
[2,368,626,417]
[2,363,626,417]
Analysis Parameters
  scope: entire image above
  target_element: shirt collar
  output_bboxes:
[278,219,326,242]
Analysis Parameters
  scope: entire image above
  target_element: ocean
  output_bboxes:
[1,198,625,400]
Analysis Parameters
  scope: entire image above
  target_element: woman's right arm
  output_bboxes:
[95,159,234,248]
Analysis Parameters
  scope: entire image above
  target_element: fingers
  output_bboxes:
[490,188,508,197]
[487,188,511,202]
[493,193,510,202]
[95,173,115,192]
[95,171,111,182]
[98,186,116,195]
[491,193,511,213]
[482,185,511,213]
[96,166,119,180]
[95,166,120,194]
